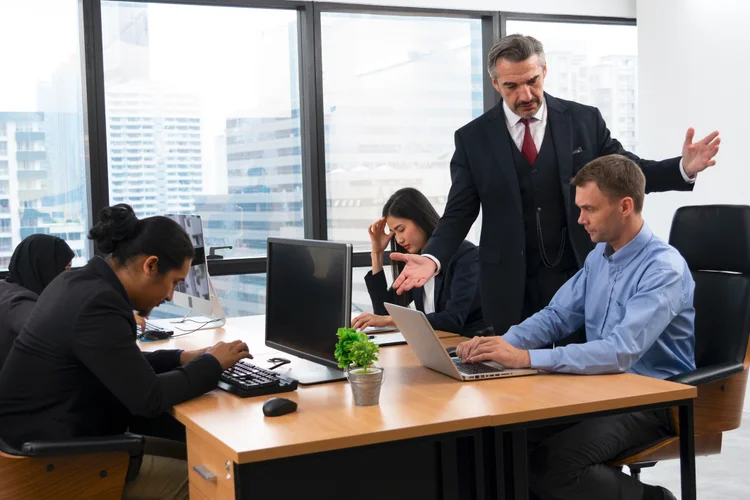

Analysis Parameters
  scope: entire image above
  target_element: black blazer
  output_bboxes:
[365,240,485,335]
[0,257,222,449]
[423,94,693,335]
[0,281,37,370]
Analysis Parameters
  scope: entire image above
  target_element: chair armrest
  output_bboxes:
[19,434,145,482]
[20,434,145,457]
[667,362,745,386]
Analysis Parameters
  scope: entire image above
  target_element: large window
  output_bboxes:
[506,20,638,152]
[102,2,304,266]
[321,13,484,251]
[0,1,90,269]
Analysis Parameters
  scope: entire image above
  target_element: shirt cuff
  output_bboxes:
[421,254,442,275]
[528,349,554,371]
[679,158,696,184]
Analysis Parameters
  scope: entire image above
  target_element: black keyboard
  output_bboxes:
[453,360,503,375]
[217,361,298,398]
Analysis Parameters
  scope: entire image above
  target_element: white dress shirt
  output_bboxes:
[424,98,694,273]
[503,99,547,153]
[422,276,436,314]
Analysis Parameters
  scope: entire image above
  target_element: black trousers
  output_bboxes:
[129,413,186,443]
[527,409,675,500]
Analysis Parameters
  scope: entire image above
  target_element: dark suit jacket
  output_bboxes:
[0,257,222,449]
[365,240,485,335]
[0,281,37,370]
[423,93,693,335]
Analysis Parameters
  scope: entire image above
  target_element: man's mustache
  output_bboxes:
[516,97,540,108]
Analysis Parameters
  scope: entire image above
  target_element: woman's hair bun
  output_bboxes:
[87,204,139,254]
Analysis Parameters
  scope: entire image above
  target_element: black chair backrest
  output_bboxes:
[669,205,750,368]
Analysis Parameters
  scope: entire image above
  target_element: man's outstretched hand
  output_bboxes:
[390,252,437,294]
[682,127,720,178]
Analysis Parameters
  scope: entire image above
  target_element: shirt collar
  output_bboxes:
[503,98,546,128]
[603,222,653,267]
[87,256,134,308]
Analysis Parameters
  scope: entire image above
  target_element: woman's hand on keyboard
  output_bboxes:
[206,340,252,370]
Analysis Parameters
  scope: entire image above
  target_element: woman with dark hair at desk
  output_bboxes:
[352,187,484,335]
[0,204,251,500]
[0,234,74,368]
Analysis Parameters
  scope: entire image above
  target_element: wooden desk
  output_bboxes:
[140,317,697,500]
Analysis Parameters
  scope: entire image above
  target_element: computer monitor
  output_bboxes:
[164,214,225,329]
[265,237,352,385]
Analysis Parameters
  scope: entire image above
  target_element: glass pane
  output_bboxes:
[148,272,267,320]
[102,3,303,260]
[153,269,373,320]
[506,21,638,152]
[0,1,90,269]
[351,265,393,315]
[322,13,484,251]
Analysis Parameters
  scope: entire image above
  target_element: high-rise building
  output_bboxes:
[591,55,638,152]
[0,112,86,268]
[102,3,205,218]
[106,82,204,217]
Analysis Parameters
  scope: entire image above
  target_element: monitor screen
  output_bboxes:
[265,238,352,369]
[165,214,210,301]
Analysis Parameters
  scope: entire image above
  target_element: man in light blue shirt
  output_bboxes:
[457,154,694,500]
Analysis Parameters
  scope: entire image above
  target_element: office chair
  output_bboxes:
[0,433,144,499]
[613,205,750,478]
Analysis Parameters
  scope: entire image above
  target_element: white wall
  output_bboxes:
[317,0,635,18]
[638,0,749,238]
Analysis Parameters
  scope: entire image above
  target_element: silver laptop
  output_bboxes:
[384,303,537,381]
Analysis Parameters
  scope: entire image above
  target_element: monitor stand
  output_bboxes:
[169,279,227,332]
[276,358,347,385]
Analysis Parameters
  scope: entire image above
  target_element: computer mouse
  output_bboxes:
[262,397,298,417]
[142,330,173,341]
[446,346,458,357]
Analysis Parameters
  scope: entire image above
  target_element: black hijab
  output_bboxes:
[6,234,75,295]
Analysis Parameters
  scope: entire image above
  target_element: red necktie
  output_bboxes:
[520,118,537,165]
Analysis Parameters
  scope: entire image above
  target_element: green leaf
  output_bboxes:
[348,338,379,369]
[333,327,368,369]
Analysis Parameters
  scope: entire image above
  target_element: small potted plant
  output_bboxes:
[334,328,384,406]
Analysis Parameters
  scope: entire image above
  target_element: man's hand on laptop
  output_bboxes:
[456,337,531,369]
[390,253,437,294]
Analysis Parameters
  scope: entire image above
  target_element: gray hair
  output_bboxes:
[487,34,546,79]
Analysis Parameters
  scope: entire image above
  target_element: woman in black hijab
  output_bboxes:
[0,234,75,368]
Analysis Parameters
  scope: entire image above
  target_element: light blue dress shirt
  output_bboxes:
[503,223,696,379]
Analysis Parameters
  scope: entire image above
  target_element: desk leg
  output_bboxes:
[510,430,529,500]
[441,437,459,500]
[491,429,529,500]
[679,401,696,500]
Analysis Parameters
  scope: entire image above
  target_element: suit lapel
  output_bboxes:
[414,287,425,312]
[546,94,573,211]
[486,102,523,215]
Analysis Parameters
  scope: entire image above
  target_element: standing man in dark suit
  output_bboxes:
[390,34,720,336]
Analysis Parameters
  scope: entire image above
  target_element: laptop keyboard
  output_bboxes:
[453,360,503,374]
